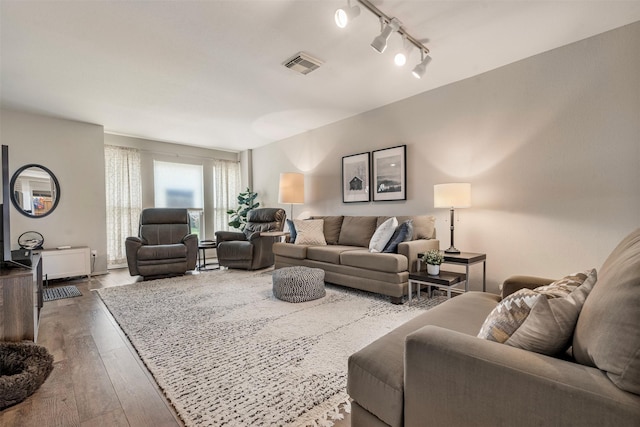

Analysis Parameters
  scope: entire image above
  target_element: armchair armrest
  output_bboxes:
[125,236,143,275]
[215,231,247,244]
[404,326,640,427]
[398,239,439,272]
[501,275,556,298]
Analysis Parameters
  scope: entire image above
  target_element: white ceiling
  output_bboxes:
[2,1,640,152]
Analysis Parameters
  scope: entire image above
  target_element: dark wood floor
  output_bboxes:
[0,268,351,427]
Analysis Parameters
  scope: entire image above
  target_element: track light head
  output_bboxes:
[394,37,412,66]
[371,18,401,53]
[335,3,360,28]
[412,54,432,79]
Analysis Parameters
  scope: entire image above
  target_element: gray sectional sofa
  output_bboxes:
[347,227,640,427]
[272,215,439,303]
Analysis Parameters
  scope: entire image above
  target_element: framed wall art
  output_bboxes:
[342,152,370,203]
[372,145,406,201]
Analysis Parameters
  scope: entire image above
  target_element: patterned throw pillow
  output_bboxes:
[477,269,597,355]
[369,217,398,253]
[293,219,326,246]
[382,220,414,253]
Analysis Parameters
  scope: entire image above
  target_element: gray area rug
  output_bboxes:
[96,270,446,426]
[43,285,82,302]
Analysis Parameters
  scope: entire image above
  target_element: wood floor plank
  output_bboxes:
[66,334,123,422]
[102,346,181,427]
[80,408,130,427]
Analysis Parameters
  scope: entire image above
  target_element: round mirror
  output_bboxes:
[10,164,61,218]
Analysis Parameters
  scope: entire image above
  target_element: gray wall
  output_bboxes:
[104,133,241,241]
[251,22,640,293]
[0,109,108,273]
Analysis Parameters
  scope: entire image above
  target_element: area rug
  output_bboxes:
[96,270,446,426]
[43,285,82,302]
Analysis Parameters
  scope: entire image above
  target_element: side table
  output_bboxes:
[443,252,487,292]
[408,270,466,302]
[197,241,218,271]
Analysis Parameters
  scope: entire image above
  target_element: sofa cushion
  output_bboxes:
[378,215,435,240]
[338,216,378,247]
[306,245,362,264]
[382,220,414,253]
[341,249,408,273]
[311,216,344,245]
[573,228,640,394]
[478,269,597,355]
[293,219,326,246]
[369,217,398,253]
[273,242,307,260]
[347,292,500,427]
[137,243,187,260]
[286,219,297,243]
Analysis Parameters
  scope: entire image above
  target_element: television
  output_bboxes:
[1,144,11,266]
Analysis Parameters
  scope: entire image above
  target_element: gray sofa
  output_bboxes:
[273,215,438,303]
[348,227,640,426]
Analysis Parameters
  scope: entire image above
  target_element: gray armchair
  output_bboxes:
[125,208,198,277]
[215,208,286,270]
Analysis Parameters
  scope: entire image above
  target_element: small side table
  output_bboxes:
[197,241,218,271]
[408,271,467,302]
[443,252,487,292]
[260,231,290,242]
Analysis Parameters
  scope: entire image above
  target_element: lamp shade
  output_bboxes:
[278,172,305,204]
[434,183,471,208]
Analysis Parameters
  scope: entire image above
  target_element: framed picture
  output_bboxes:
[372,145,407,201]
[342,152,370,203]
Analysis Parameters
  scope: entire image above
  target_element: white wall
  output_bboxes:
[104,133,240,241]
[0,109,108,273]
[252,22,640,293]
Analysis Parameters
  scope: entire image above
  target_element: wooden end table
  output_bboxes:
[443,252,487,292]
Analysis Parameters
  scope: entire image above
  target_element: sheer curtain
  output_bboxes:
[104,145,142,268]
[212,160,241,232]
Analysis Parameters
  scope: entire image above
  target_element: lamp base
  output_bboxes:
[444,246,460,254]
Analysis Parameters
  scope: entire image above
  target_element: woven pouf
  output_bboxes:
[0,342,54,410]
[273,266,326,303]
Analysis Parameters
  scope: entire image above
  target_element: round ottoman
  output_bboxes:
[0,342,54,410]
[272,266,326,303]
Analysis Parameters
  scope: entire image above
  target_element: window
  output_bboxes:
[154,160,204,238]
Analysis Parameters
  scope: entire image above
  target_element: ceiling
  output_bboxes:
[2,1,640,152]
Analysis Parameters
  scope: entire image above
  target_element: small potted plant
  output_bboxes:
[423,249,444,275]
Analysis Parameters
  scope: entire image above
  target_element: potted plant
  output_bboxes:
[227,188,259,231]
[423,249,444,275]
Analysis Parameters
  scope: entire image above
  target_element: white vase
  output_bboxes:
[427,264,440,275]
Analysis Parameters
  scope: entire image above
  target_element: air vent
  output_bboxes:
[283,52,323,75]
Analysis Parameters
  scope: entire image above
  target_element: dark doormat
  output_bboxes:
[43,285,82,302]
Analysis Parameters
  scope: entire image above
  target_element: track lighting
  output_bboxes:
[335,0,432,79]
[371,17,401,53]
[412,51,432,79]
[335,1,361,28]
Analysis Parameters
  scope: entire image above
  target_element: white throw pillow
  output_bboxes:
[293,219,326,245]
[369,217,398,253]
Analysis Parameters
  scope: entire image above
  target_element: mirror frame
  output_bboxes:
[10,164,61,218]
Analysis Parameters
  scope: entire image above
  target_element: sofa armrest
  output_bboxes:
[501,275,556,298]
[125,237,143,275]
[398,239,439,272]
[404,325,640,427]
[182,234,199,270]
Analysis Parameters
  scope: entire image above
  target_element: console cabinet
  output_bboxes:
[39,246,91,280]
[0,254,43,342]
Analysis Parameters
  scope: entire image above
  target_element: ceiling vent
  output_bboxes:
[283,52,323,75]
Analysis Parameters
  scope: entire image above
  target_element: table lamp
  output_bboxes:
[434,183,471,254]
[278,172,305,221]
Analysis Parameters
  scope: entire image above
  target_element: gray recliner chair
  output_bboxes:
[125,208,198,278]
[215,208,286,270]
